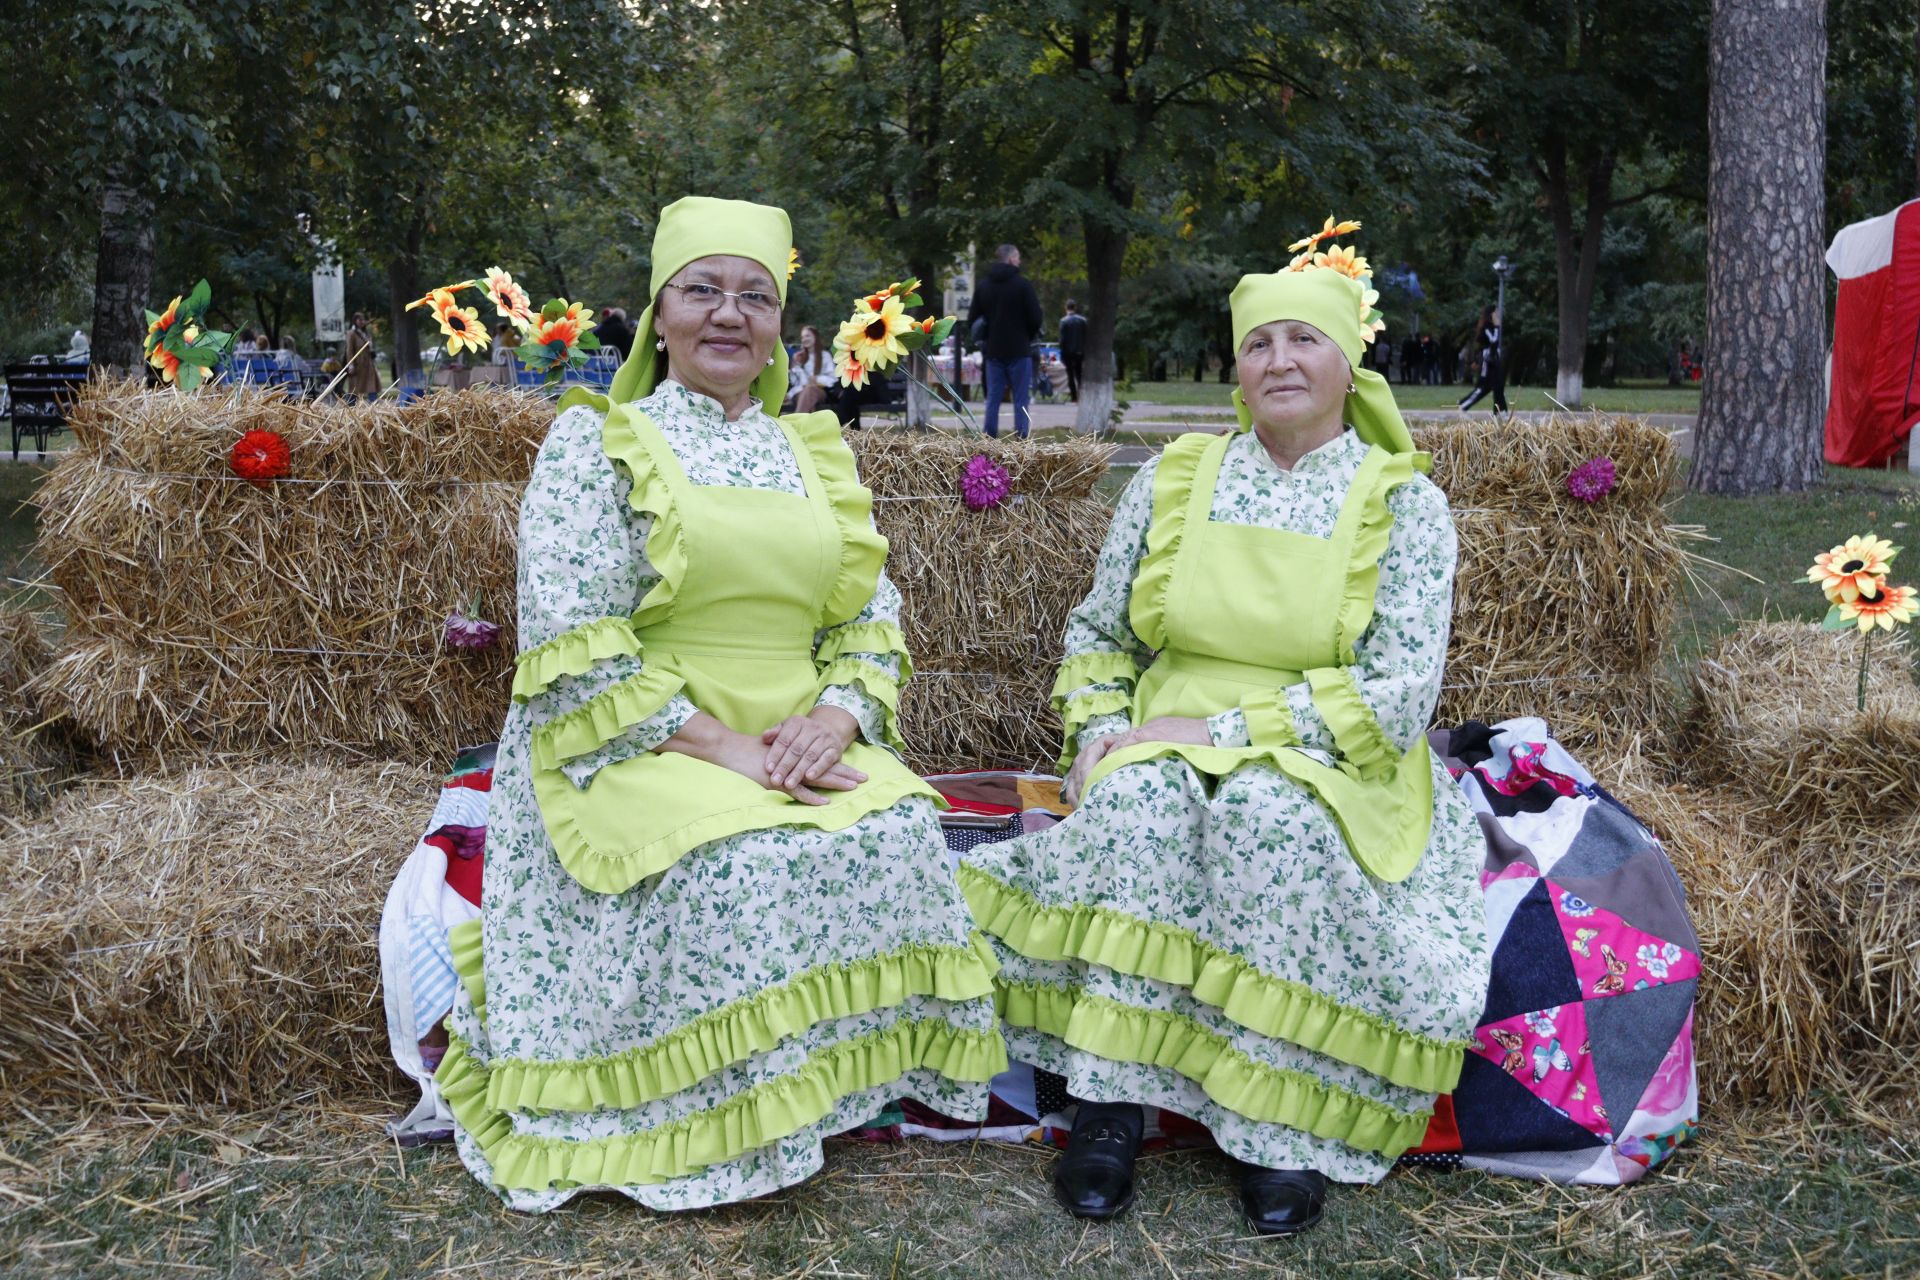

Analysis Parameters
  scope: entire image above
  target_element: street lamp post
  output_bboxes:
[1492,254,1514,322]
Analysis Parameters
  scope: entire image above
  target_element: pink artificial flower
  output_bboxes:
[960,453,1012,510]
[444,612,502,650]
[1566,456,1617,504]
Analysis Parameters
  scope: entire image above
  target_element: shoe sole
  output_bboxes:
[1053,1181,1136,1222]
[1244,1206,1324,1237]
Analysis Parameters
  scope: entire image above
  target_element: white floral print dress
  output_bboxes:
[960,428,1491,1183]
[438,381,1005,1212]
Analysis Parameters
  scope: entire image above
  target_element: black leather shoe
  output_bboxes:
[1234,1162,1327,1236]
[1052,1102,1145,1220]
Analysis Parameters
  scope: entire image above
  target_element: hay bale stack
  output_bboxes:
[1412,415,1682,744]
[848,433,1114,774]
[0,761,437,1108]
[0,608,88,819]
[29,383,543,764]
[1605,763,1837,1111]
[1688,621,1920,822]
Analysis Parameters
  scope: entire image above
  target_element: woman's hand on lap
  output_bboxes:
[762,706,866,796]
[1062,716,1212,808]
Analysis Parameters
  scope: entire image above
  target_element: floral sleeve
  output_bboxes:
[514,405,699,788]
[1052,457,1159,770]
[813,568,909,755]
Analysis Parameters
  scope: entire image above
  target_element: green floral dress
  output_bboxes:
[960,427,1491,1183]
[439,382,1005,1212]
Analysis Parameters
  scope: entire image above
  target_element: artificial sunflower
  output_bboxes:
[144,296,181,358]
[1316,243,1370,279]
[482,267,536,327]
[437,303,490,357]
[842,294,915,368]
[1837,581,1917,632]
[787,247,801,281]
[1807,534,1899,603]
[1286,216,1363,253]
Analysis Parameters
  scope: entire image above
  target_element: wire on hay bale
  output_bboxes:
[0,761,436,1109]
[27,381,545,764]
[1413,414,1683,746]
[1687,621,1920,823]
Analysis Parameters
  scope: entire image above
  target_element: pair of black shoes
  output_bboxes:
[1051,1102,1326,1236]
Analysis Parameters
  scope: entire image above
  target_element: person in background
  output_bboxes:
[341,311,380,399]
[1399,333,1420,386]
[1418,333,1441,385]
[1456,306,1508,416]
[492,323,518,366]
[598,307,635,360]
[64,328,90,361]
[785,323,833,414]
[1059,300,1088,402]
[966,244,1043,439]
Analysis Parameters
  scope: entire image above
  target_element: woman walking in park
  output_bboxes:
[960,239,1490,1237]
[434,196,1005,1212]
[1456,305,1508,416]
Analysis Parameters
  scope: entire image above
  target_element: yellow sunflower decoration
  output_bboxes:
[1807,531,1912,709]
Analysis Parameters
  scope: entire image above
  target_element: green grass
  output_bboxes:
[1122,380,1704,416]
[0,1104,1914,1278]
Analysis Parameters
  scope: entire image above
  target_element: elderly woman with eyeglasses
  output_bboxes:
[434,196,1006,1212]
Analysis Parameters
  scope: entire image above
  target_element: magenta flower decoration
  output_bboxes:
[1566,456,1617,504]
[960,454,1012,510]
[444,612,502,650]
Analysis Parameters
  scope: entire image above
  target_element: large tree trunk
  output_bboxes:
[1541,143,1615,408]
[90,174,156,377]
[1690,0,1827,494]
[1075,221,1127,435]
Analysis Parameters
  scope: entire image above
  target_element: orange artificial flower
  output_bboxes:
[406,282,476,313]
[1316,243,1370,279]
[837,350,869,389]
[482,267,536,327]
[1837,581,1917,632]
[437,303,490,356]
[1807,534,1898,604]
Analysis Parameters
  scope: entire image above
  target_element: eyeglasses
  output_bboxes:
[664,281,782,318]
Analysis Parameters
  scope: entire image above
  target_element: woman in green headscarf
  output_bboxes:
[960,243,1491,1235]
[435,196,1006,1212]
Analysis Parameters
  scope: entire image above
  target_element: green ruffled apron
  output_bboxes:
[1086,431,1434,882]
[528,408,940,894]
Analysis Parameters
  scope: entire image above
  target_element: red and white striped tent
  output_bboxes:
[1826,199,1920,468]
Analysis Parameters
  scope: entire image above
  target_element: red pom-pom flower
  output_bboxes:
[230,429,291,487]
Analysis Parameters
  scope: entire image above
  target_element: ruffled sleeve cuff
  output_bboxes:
[1239,687,1303,749]
[1304,666,1401,780]
[558,693,699,789]
[813,655,908,756]
[512,616,643,702]
[532,663,689,772]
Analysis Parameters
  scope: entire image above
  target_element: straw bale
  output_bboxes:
[1412,415,1683,746]
[1687,621,1920,823]
[0,761,436,1108]
[30,383,536,763]
[0,608,89,819]
[848,433,1114,774]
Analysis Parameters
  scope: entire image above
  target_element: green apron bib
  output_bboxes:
[531,412,940,894]
[1086,431,1435,882]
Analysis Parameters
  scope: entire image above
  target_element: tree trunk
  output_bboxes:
[1690,0,1827,494]
[91,174,156,377]
[1541,143,1615,408]
[1075,221,1127,435]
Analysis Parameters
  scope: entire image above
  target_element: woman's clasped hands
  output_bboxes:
[1062,715,1212,808]
[660,706,867,805]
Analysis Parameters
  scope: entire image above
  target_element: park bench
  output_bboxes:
[2,361,88,458]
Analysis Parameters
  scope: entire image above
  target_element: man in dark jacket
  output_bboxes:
[966,244,1044,438]
[1058,299,1088,402]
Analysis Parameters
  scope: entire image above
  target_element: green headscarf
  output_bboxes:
[560,195,794,415]
[1226,267,1421,462]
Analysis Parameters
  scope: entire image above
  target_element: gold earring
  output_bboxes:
[1347,381,1357,395]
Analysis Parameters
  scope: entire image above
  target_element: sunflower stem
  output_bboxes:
[1858,630,1871,713]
